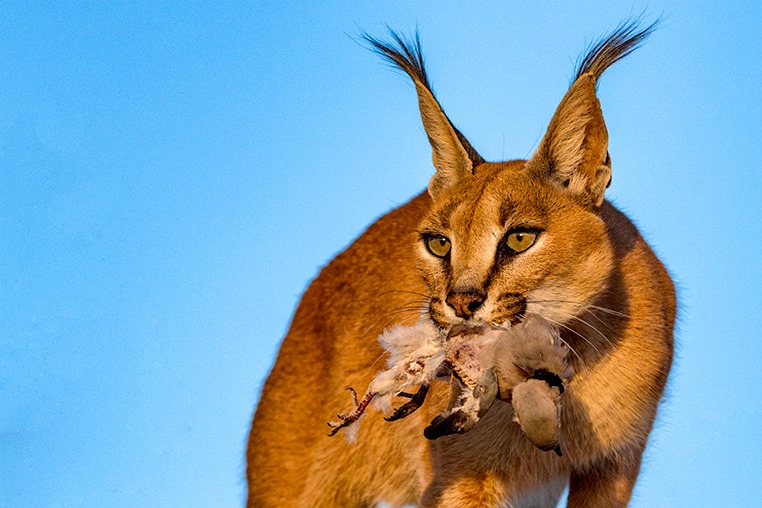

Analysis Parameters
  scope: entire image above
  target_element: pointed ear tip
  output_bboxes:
[568,72,597,91]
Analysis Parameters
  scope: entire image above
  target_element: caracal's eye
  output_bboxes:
[426,235,452,258]
[505,231,537,253]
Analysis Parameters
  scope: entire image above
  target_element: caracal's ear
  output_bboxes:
[527,19,659,208]
[363,29,484,200]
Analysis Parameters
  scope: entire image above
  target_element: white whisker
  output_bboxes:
[528,312,590,373]
[358,297,431,340]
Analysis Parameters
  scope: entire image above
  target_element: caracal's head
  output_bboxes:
[364,22,655,330]
[416,160,614,329]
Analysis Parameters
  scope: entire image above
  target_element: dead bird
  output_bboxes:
[328,317,572,455]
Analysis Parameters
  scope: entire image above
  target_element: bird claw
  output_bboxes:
[327,388,375,437]
[384,384,429,422]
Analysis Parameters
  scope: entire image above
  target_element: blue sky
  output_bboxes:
[1,2,760,507]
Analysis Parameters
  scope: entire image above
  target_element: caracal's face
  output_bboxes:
[416,160,615,331]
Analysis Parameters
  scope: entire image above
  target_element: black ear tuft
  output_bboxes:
[361,28,431,91]
[573,17,660,85]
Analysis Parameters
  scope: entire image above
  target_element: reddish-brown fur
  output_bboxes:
[247,21,674,507]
